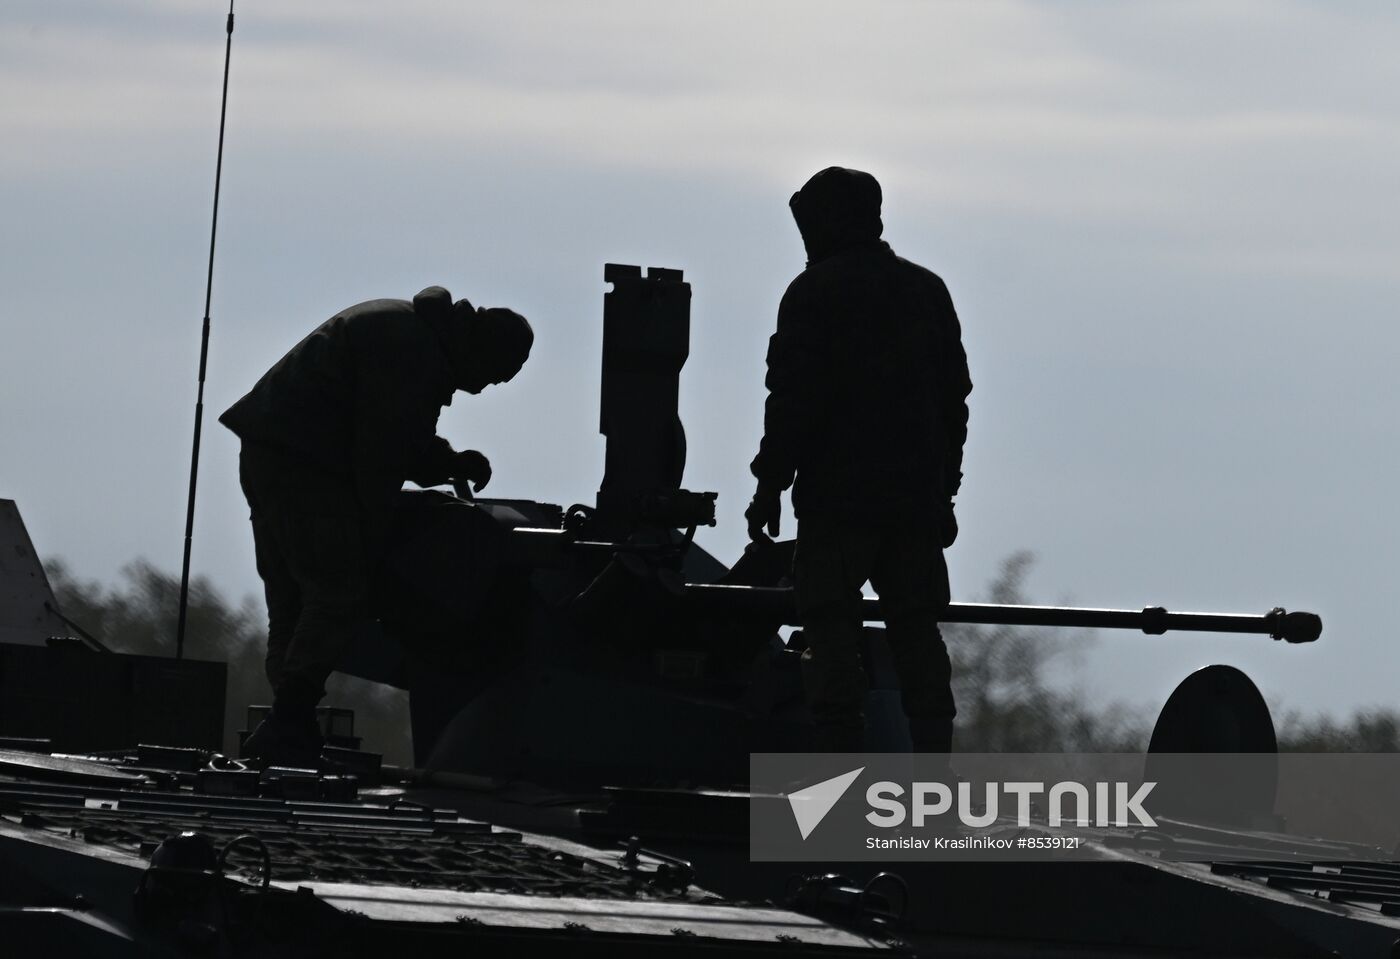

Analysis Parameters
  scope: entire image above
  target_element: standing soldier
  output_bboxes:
[746,168,972,754]
[220,285,532,765]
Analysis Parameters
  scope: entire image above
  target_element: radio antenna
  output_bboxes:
[176,0,236,659]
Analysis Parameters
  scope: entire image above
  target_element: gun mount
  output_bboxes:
[687,586,1322,642]
[502,527,1322,642]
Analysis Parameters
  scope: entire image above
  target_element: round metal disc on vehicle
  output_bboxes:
[0,749,149,786]
[1145,665,1278,827]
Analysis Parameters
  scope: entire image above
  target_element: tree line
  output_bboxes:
[42,553,1397,762]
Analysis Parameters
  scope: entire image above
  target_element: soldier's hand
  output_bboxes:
[940,500,958,548]
[745,486,782,542]
[453,449,492,495]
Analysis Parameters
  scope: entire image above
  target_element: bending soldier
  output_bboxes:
[746,168,972,754]
[220,286,532,764]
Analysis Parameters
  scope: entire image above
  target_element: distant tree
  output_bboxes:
[944,551,1151,752]
[1276,707,1400,752]
[43,558,410,763]
[45,557,266,754]
[944,552,1400,753]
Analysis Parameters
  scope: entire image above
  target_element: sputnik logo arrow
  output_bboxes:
[786,767,865,840]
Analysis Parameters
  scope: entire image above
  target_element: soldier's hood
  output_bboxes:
[789,166,885,265]
[412,286,472,386]
[413,286,532,391]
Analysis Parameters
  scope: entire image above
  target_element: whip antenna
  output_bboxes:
[176,0,236,659]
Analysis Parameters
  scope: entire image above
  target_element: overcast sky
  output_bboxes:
[2,1,1397,722]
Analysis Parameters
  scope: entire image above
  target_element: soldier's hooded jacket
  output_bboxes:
[751,167,972,522]
[219,287,469,521]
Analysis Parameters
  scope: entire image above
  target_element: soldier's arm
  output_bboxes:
[405,435,458,489]
[937,279,972,499]
[400,287,465,489]
[750,282,828,492]
[350,338,454,547]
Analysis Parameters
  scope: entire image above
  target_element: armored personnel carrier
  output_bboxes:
[7,266,1399,958]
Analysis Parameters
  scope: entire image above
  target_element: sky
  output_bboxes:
[2,0,1397,723]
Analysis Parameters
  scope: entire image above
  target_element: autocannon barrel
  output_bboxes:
[502,527,1321,643]
[679,584,1323,644]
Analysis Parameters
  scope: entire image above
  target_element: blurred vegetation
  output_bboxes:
[41,552,1395,761]
[944,551,1151,752]
[1275,708,1400,752]
[43,558,411,764]
[947,551,1400,753]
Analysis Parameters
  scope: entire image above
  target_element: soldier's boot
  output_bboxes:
[242,712,324,767]
[904,720,963,839]
[908,717,954,756]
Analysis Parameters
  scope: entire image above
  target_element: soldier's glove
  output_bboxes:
[940,500,958,548]
[452,449,492,497]
[745,484,782,542]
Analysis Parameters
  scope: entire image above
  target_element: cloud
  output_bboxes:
[6,1,1394,268]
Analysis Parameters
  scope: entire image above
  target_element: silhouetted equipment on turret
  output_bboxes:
[1146,664,1281,827]
[343,263,1323,785]
[593,263,716,537]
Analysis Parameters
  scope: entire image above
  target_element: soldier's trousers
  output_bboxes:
[793,518,956,753]
[238,445,369,713]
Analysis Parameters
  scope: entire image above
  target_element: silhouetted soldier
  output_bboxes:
[746,168,971,754]
[220,286,532,764]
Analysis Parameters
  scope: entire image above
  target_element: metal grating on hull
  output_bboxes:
[0,777,699,901]
[1212,860,1400,916]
